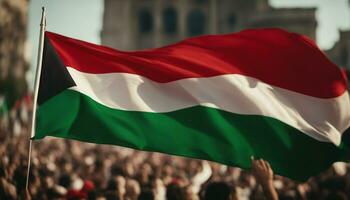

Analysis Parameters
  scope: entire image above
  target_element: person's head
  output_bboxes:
[107,176,126,197]
[126,179,141,200]
[204,182,236,200]
[116,176,126,193]
[124,161,135,177]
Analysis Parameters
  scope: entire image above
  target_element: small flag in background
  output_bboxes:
[0,96,8,116]
[34,28,350,181]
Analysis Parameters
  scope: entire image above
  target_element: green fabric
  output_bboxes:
[34,89,350,181]
[0,97,8,116]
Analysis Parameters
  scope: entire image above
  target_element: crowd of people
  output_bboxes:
[1,95,350,200]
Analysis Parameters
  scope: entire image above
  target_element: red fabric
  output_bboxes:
[14,100,20,109]
[81,180,95,193]
[66,189,86,199]
[45,28,347,98]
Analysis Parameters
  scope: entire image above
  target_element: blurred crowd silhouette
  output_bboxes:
[1,94,350,200]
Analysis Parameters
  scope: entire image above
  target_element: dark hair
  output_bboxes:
[166,183,186,200]
[105,191,120,200]
[326,191,347,200]
[59,174,72,188]
[138,188,154,200]
[0,165,5,177]
[204,182,235,200]
[111,164,125,176]
[106,179,117,191]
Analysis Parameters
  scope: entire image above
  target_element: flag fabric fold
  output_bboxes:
[35,28,350,181]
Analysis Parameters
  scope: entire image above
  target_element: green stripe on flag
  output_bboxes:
[34,89,350,181]
[0,97,8,116]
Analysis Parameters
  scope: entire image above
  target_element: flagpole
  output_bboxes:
[26,6,46,192]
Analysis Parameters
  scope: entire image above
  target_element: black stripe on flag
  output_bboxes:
[38,35,76,105]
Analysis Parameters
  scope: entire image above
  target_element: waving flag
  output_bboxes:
[34,28,350,181]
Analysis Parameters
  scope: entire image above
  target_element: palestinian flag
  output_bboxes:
[35,28,350,181]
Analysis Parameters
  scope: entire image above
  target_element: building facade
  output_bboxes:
[326,30,350,90]
[0,0,29,106]
[101,0,317,50]
[326,30,350,70]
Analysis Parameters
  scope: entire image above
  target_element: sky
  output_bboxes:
[27,0,103,85]
[27,0,350,85]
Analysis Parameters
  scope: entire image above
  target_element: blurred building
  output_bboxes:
[101,0,317,50]
[326,30,350,90]
[0,0,29,106]
[326,30,350,70]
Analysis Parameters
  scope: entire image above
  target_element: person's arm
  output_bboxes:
[251,159,278,200]
[191,161,212,194]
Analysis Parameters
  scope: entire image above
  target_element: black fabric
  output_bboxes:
[342,127,350,148]
[38,35,76,105]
